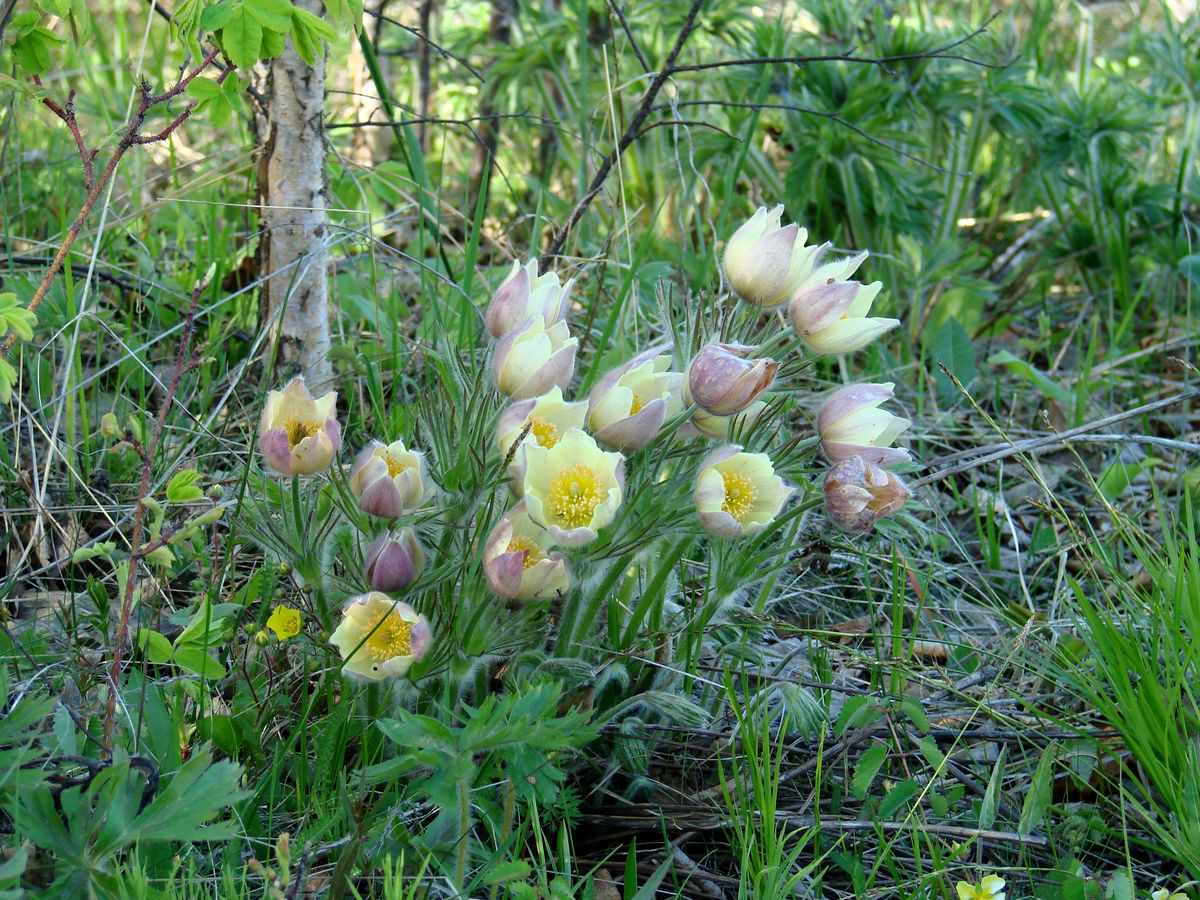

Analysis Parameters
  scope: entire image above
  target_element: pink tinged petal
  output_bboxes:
[290,430,335,475]
[688,345,778,416]
[823,441,912,467]
[790,281,859,334]
[816,383,896,435]
[486,265,532,338]
[511,341,577,400]
[593,397,668,451]
[409,616,432,660]
[697,507,744,538]
[740,222,801,305]
[260,427,294,475]
[349,442,385,495]
[357,473,406,519]
[324,418,342,455]
[589,344,674,407]
[365,535,417,592]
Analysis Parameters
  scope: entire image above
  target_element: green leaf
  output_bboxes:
[137,628,175,664]
[917,735,945,770]
[932,317,976,397]
[244,0,294,31]
[877,778,919,819]
[479,861,531,886]
[0,357,16,404]
[1018,745,1055,837]
[12,27,63,74]
[186,78,223,101]
[835,696,882,738]
[166,469,205,503]
[899,697,929,734]
[851,741,889,800]
[260,25,285,57]
[172,646,227,681]
[220,6,263,69]
[978,746,1007,830]
[989,350,1073,407]
[291,5,336,40]
[200,0,234,30]
[71,541,117,565]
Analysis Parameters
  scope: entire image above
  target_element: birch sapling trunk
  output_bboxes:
[255,0,333,388]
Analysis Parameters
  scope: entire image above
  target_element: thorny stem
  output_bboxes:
[1,47,231,360]
[101,280,205,755]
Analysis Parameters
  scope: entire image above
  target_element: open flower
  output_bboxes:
[724,205,821,307]
[956,874,1005,900]
[587,345,683,451]
[496,387,588,491]
[329,592,432,681]
[484,503,570,601]
[364,529,426,593]
[817,383,912,467]
[694,445,792,538]
[690,400,769,441]
[788,250,898,354]
[265,604,303,640]
[349,440,434,519]
[493,315,578,400]
[823,456,910,532]
[485,259,574,339]
[258,377,341,476]
[686,343,778,417]
[523,428,624,546]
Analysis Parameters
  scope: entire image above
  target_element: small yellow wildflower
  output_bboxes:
[1152,890,1188,900]
[956,874,1005,900]
[266,605,303,640]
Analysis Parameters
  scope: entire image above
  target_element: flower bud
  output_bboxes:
[483,503,570,601]
[100,412,122,440]
[686,343,777,417]
[485,259,574,339]
[329,592,432,681]
[364,529,426,593]
[823,456,910,532]
[258,377,342,476]
[587,345,682,452]
[817,383,911,467]
[723,205,821,307]
[349,440,434,520]
[688,400,769,441]
[788,250,898,354]
[493,315,579,400]
[694,445,793,538]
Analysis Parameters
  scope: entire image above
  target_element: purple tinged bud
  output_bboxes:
[364,530,426,593]
[686,343,778,417]
[823,456,910,532]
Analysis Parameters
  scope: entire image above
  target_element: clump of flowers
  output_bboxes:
[251,208,915,684]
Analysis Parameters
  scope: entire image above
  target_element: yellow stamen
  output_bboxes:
[721,470,757,523]
[528,416,560,448]
[285,419,319,448]
[363,608,413,662]
[629,393,646,416]
[506,535,544,570]
[548,464,604,530]
[385,453,410,478]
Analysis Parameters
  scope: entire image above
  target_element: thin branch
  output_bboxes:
[540,0,707,266]
[367,10,485,81]
[607,0,651,74]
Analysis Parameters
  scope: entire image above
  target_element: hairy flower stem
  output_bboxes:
[455,777,472,889]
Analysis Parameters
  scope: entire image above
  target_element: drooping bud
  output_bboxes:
[723,205,821,307]
[816,383,911,468]
[823,456,910,532]
[364,529,426,593]
[686,343,777,417]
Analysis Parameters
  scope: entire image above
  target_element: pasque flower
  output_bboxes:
[788,250,898,354]
[485,259,574,339]
[817,383,911,467]
[724,205,821,307]
[587,345,682,452]
[495,387,588,491]
[686,343,778,417]
[523,428,624,546]
[493,315,579,400]
[329,592,432,681]
[349,440,434,519]
[258,377,341,476]
[955,874,1005,900]
[694,445,792,538]
[364,529,426,593]
[484,503,570,601]
[823,456,910,532]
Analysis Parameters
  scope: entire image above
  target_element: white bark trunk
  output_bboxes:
[255,0,333,388]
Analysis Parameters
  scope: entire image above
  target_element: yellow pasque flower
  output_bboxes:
[522,428,624,546]
[265,604,303,640]
[348,439,434,519]
[329,592,432,681]
[484,259,574,339]
[694,445,792,538]
[723,205,821,308]
[587,345,683,452]
[483,502,570,601]
[956,874,1006,900]
[258,377,341,476]
[495,387,588,492]
[788,249,898,354]
[493,315,578,400]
